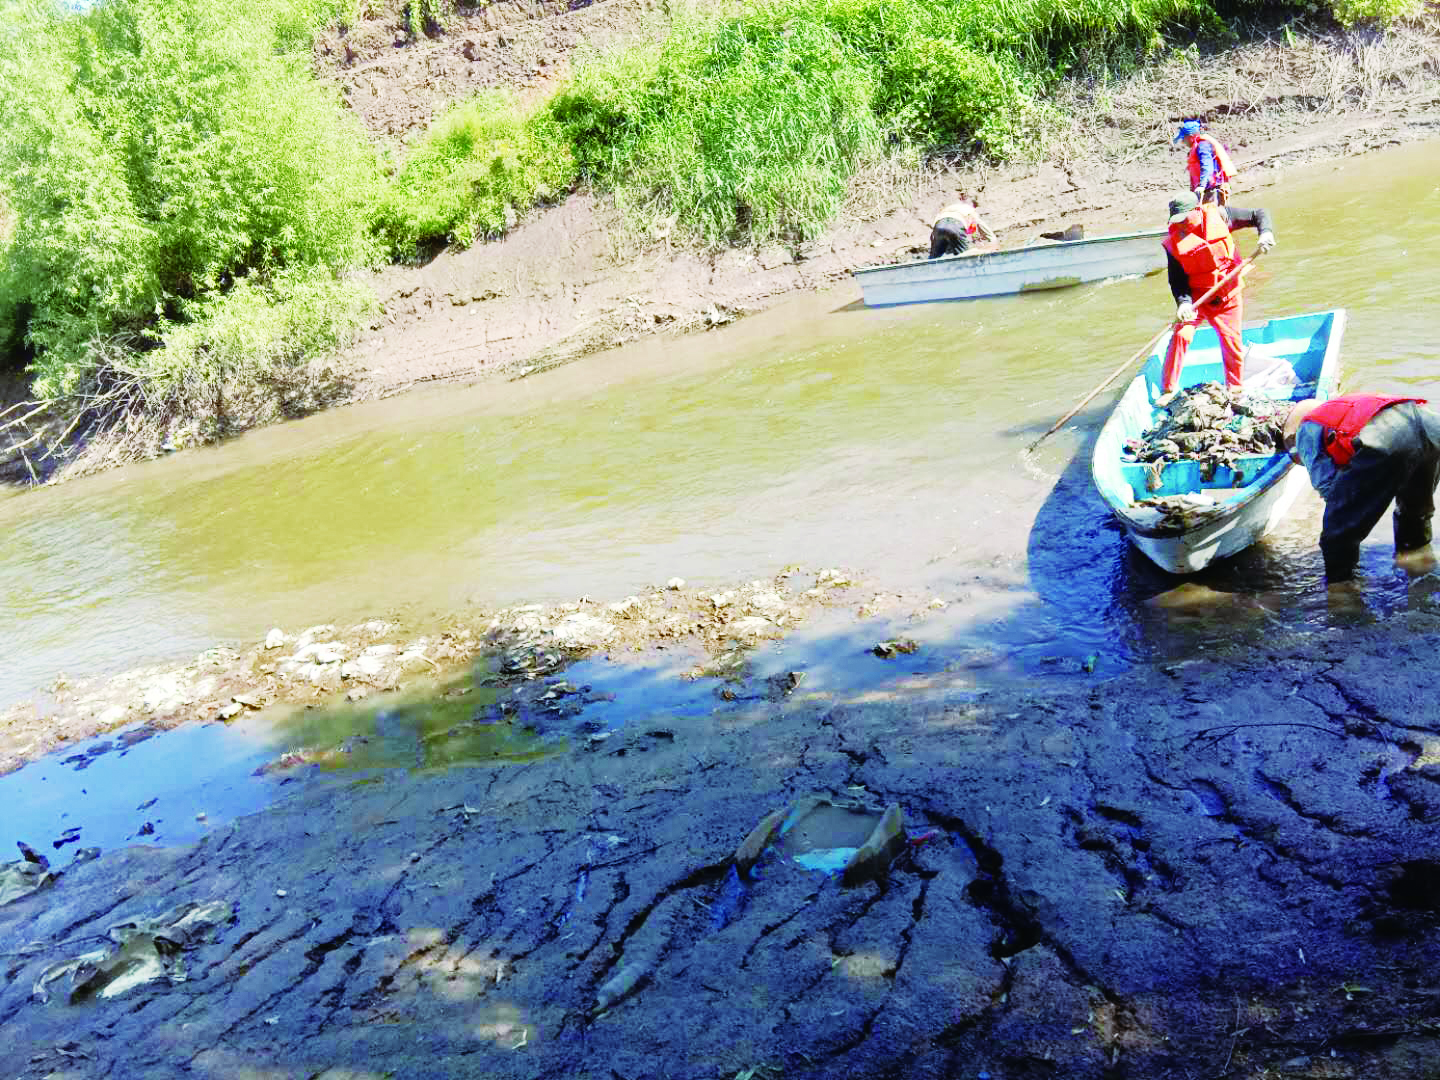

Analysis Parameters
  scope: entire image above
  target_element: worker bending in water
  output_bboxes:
[1156,190,1275,407]
[1283,395,1440,582]
[929,194,996,259]
[1175,120,1236,205]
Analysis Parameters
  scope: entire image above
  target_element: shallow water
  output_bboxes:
[1,141,1438,709]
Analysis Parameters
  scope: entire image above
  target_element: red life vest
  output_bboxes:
[1187,133,1236,190]
[1163,204,1238,300]
[1303,394,1428,466]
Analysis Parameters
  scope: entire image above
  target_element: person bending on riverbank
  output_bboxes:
[928,194,996,259]
[1283,395,1440,582]
[1175,120,1236,206]
[1156,190,1275,407]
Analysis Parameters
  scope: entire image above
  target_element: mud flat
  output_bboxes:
[0,567,918,776]
[5,601,1440,1078]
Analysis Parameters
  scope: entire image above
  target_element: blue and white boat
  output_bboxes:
[1091,310,1346,573]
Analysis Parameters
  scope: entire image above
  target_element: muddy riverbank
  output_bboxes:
[6,605,1440,1078]
[340,19,1440,399]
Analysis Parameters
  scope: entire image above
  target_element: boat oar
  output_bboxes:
[1026,248,1264,454]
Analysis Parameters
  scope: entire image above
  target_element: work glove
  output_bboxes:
[1257,230,1276,253]
[1176,301,1197,323]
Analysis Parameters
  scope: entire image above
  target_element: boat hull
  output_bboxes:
[1124,467,1311,573]
[852,230,1166,307]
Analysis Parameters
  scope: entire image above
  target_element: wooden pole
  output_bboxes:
[1026,248,1263,453]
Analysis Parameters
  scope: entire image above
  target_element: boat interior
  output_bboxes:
[1094,311,1341,508]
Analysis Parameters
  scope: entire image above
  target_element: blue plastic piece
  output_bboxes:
[793,847,858,874]
[711,866,749,930]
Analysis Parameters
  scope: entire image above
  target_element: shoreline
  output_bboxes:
[337,21,1440,400]
[0,566,947,776]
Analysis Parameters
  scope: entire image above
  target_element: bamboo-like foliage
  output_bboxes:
[0,0,379,401]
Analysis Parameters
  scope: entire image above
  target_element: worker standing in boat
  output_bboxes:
[1283,396,1440,582]
[928,194,996,259]
[1175,120,1236,205]
[1156,190,1275,406]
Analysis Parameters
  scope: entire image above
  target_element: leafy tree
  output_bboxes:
[0,0,379,400]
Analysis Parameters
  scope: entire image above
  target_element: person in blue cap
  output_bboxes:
[1175,119,1236,206]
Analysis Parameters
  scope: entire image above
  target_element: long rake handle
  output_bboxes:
[1026,249,1263,453]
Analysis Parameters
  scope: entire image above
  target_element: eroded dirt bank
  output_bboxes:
[5,610,1440,1078]
[338,16,1440,396]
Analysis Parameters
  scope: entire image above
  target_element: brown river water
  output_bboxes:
[2,141,1438,708]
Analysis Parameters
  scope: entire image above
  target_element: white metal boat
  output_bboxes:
[851,229,1167,306]
[1091,309,1346,574]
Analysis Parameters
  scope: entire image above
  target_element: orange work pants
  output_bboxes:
[1162,287,1245,393]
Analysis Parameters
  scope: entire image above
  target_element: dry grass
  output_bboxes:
[1050,20,1440,169]
[0,337,357,484]
[827,18,1439,235]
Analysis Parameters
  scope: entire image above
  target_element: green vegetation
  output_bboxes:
[0,0,377,415]
[404,0,447,39]
[377,92,576,257]
[0,0,1424,458]
[1323,0,1424,23]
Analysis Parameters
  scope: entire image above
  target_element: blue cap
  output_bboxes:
[1174,120,1202,142]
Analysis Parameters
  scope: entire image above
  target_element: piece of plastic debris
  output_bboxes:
[738,795,911,888]
[872,638,919,659]
[794,848,858,874]
[1,849,56,907]
[18,842,47,866]
[733,808,787,881]
[275,890,287,898]
[33,900,234,1003]
[711,867,748,931]
[840,804,906,888]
